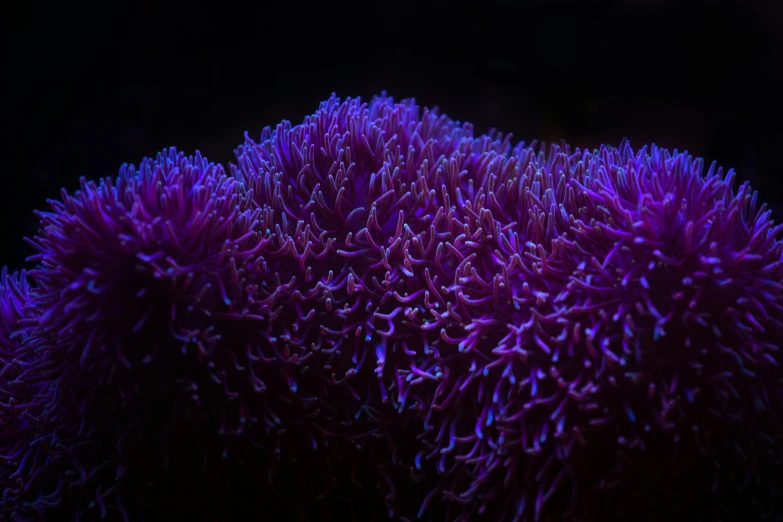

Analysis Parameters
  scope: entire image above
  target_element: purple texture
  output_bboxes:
[1,93,782,521]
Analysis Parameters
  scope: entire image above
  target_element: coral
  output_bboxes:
[1,152,276,520]
[1,93,781,521]
[1,268,50,519]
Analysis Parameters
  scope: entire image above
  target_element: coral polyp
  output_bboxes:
[1,93,781,521]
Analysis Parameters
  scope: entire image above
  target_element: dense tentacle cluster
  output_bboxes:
[1,93,781,521]
[0,151,290,520]
[372,142,783,521]
[1,268,51,519]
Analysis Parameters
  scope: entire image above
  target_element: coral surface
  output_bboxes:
[2,94,781,521]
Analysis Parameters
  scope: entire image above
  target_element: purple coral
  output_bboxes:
[1,151,286,520]
[1,268,49,517]
[1,93,781,521]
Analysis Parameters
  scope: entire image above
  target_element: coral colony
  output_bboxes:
[1,93,781,522]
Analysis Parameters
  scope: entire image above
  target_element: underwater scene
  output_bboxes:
[3,1,781,521]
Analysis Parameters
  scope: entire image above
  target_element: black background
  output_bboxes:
[4,0,783,269]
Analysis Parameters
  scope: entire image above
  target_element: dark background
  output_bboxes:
[3,0,783,268]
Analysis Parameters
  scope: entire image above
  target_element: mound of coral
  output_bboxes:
[2,94,781,522]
